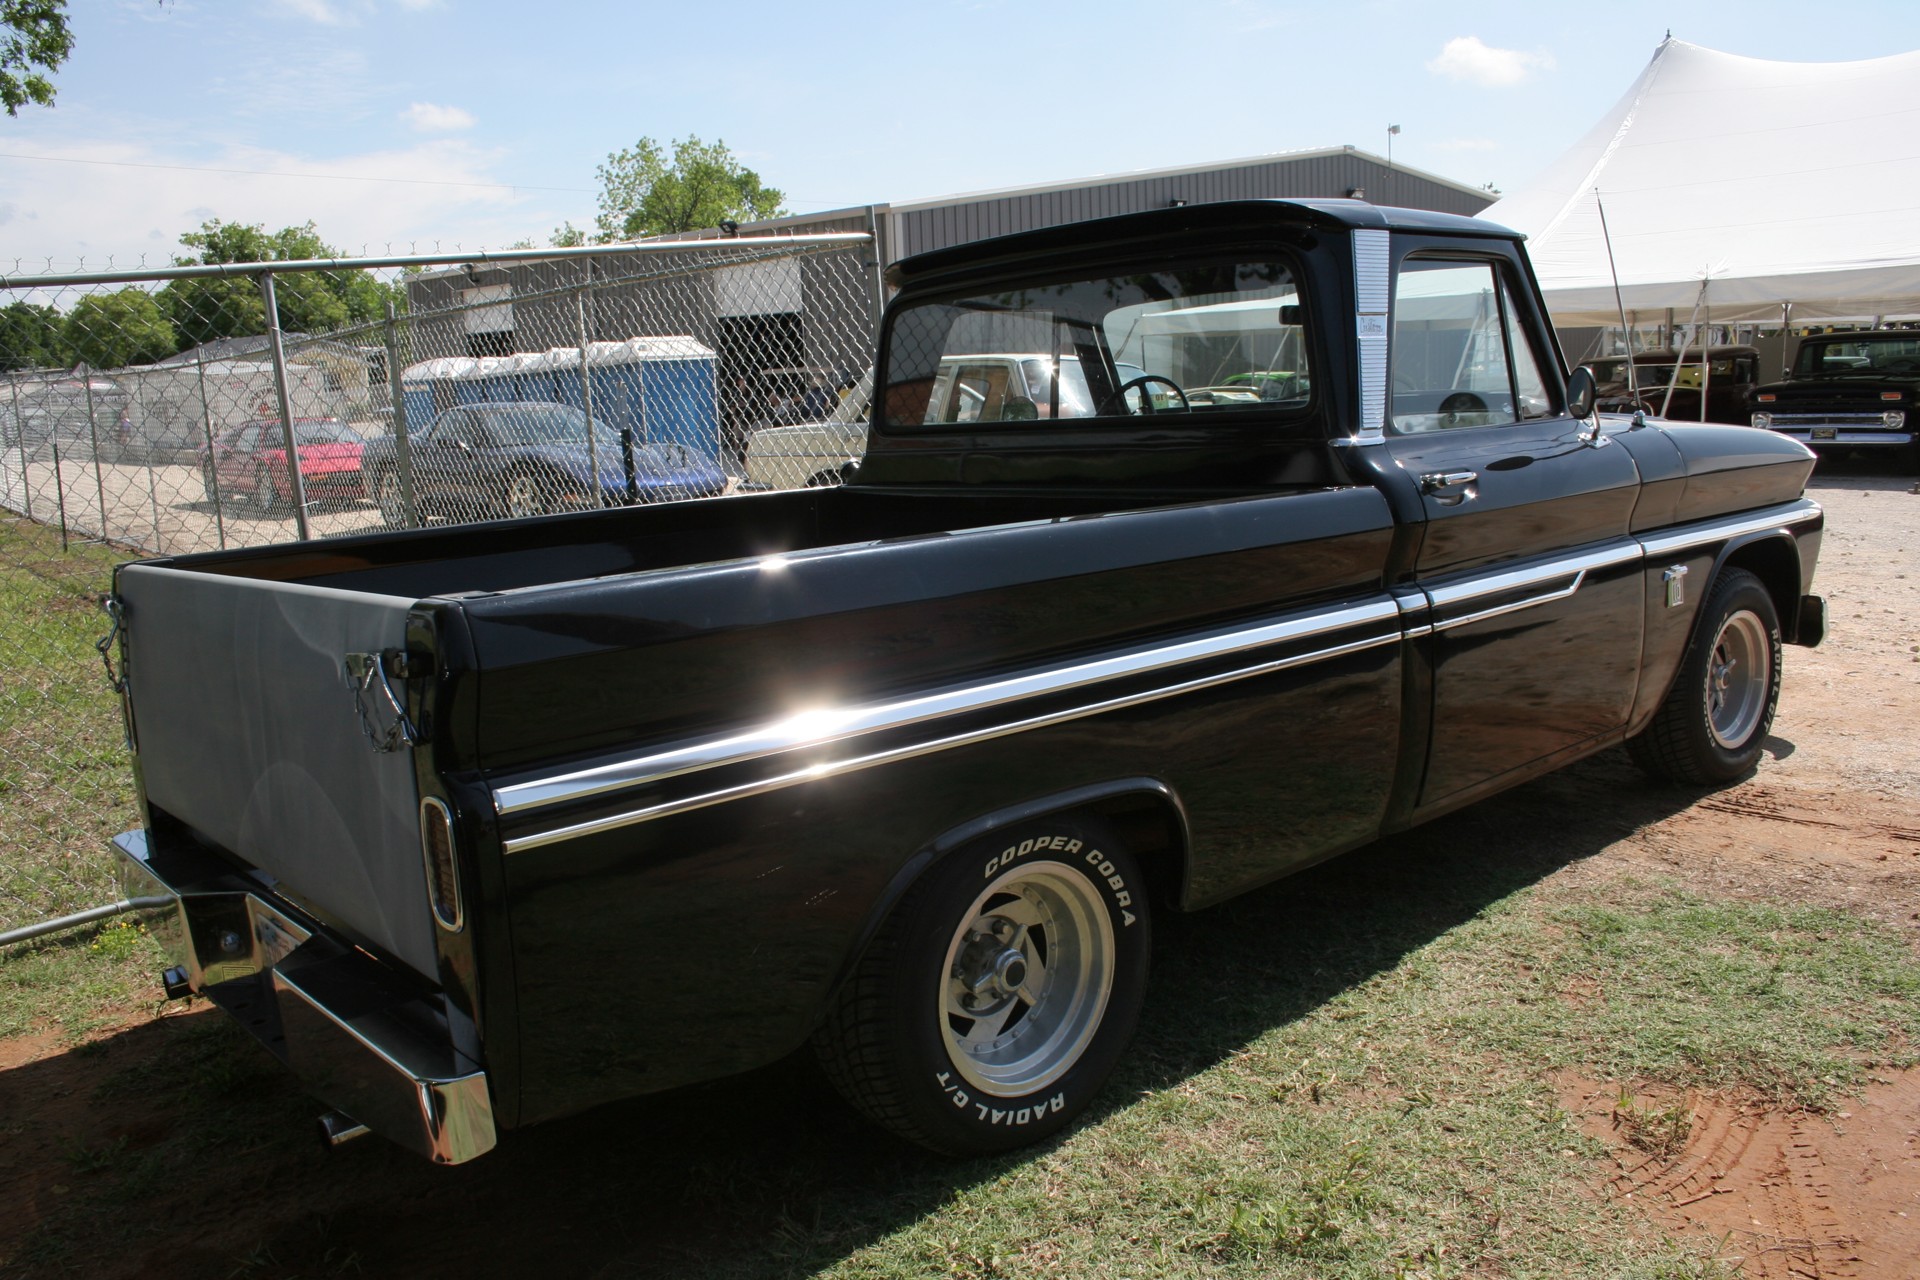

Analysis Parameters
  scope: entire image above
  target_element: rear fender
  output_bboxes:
[820,778,1191,1018]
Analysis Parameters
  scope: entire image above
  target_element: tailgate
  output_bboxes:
[115,563,438,979]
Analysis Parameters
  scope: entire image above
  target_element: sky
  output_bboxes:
[2,0,1918,275]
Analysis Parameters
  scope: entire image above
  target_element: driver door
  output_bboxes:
[1382,251,1644,811]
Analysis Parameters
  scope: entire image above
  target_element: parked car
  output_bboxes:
[1585,346,1761,425]
[1749,331,1920,470]
[741,370,873,490]
[197,418,365,514]
[360,400,729,524]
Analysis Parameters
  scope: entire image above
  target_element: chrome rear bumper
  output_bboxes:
[113,829,496,1165]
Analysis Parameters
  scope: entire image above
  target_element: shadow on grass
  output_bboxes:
[0,748,1705,1280]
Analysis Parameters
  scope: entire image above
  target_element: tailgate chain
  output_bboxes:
[345,651,419,753]
[96,594,127,693]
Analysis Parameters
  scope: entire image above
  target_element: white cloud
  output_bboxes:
[274,0,352,25]
[1426,36,1555,88]
[404,102,476,133]
[0,139,543,273]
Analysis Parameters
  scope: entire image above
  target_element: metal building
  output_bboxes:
[403,146,1492,453]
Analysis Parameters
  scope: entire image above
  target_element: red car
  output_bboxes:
[198,418,366,514]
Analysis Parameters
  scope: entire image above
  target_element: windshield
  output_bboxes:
[1793,336,1920,378]
[880,260,1309,427]
[482,405,621,446]
[290,419,357,445]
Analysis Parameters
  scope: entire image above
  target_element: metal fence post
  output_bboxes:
[135,379,164,554]
[80,371,109,543]
[8,382,33,522]
[193,345,228,550]
[574,288,606,508]
[383,300,417,528]
[259,270,312,540]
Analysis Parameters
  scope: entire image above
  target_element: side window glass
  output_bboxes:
[1498,277,1554,419]
[1391,260,1519,433]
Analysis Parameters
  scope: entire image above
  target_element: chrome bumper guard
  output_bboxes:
[112,829,496,1165]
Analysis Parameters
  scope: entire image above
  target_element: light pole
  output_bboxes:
[1387,124,1400,171]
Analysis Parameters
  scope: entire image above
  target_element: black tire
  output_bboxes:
[813,817,1150,1156]
[251,466,280,515]
[1628,567,1782,785]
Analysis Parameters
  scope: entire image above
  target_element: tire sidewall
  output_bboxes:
[885,819,1150,1155]
[1685,569,1782,780]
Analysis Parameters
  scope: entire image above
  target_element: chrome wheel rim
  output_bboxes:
[1708,609,1771,749]
[506,476,543,518]
[941,859,1113,1096]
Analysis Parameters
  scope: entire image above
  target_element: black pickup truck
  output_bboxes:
[107,200,1826,1165]
[1749,329,1920,471]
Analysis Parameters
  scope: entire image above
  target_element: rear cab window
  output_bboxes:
[880,260,1313,430]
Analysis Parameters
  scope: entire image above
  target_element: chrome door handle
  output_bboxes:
[1419,470,1478,493]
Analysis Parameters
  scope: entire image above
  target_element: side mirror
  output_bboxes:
[1567,366,1597,420]
[1001,396,1039,422]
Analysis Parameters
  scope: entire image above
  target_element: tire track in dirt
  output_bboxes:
[1560,1070,1920,1278]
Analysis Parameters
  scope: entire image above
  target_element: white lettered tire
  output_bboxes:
[813,818,1151,1155]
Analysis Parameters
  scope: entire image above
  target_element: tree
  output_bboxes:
[61,288,174,369]
[157,219,401,350]
[590,136,787,241]
[1,0,72,116]
[0,299,65,370]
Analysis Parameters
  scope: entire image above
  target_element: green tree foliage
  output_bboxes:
[158,219,401,350]
[0,0,72,116]
[0,299,65,370]
[61,288,174,369]
[591,136,787,241]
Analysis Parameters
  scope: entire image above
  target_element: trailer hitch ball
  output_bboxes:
[160,966,191,1001]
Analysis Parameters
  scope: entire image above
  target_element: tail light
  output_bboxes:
[420,798,464,932]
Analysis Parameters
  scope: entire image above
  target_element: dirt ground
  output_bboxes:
[1,459,1916,1279]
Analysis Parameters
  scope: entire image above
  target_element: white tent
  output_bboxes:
[1482,39,1920,325]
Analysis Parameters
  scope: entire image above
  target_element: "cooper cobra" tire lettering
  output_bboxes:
[983,835,1082,878]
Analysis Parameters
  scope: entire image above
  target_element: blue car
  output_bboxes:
[363,401,728,525]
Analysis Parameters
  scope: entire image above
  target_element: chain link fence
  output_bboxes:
[1,235,879,939]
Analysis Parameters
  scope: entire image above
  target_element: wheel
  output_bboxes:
[504,472,553,519]
[1115,374,1190,415]
[251,465,280,515]
[200,467,219,504]
[374,469,410,526]
[1628,567,1781,784]
[813,817,1150,1156]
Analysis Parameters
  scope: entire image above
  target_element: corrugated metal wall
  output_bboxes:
[886,152,1491,261]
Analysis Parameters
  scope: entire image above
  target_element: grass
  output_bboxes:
[0,515,159,1039]
[3,516,1918,1279]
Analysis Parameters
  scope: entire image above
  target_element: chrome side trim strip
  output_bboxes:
[494,599,1400,816]
[1426,543,1641,632]
[1636,501,1821,559]
[502,627,1402,854]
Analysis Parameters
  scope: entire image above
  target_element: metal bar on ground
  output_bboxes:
[0,898,167,950]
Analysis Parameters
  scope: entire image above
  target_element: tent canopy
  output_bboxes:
[1481,39,1920,325]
